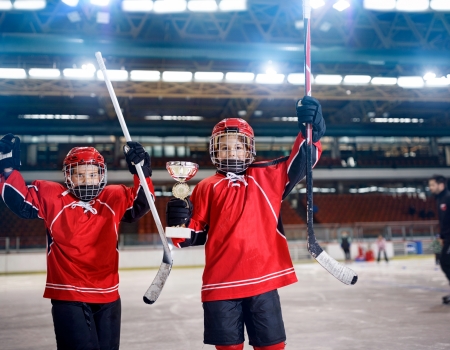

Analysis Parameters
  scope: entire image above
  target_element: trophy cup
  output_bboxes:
[165,161,199,238]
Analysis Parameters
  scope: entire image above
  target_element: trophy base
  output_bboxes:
[165,226,192,239]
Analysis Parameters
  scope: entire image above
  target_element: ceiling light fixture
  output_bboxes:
[332,0,350,12]
[188,0,218,12]
[154,0,186,13]
[219,0,247,12]
[13,0,47,10]
[363,0,396,11]
[122,0,153,12]
[396,0,429,12]
[28,68,61,79]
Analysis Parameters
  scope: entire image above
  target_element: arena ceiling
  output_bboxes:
[0,0,449,138]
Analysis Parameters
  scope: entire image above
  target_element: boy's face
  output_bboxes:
[216,134,248,162]
[428,179,444,195]
[70,164,100,187]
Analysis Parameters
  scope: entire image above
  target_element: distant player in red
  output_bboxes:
[0,134,153,350]
[167,96,325,350]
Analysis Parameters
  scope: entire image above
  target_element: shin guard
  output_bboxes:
[215,345,244,350]
[253,342,286,350]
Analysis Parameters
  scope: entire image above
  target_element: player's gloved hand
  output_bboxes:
[166,197,193,227]
[0,133,21,171]
[296,96,326,142]
[123,141,152,177]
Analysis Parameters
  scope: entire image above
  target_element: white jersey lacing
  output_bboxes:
[71,200,98,215]
[225,172,248,187]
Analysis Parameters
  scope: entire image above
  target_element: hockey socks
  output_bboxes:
[215,345,244,350]
[253,342,286,350]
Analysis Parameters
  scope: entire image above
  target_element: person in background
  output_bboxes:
[340,231,351,262]
[428,175,450,304]
[376,235,389,263]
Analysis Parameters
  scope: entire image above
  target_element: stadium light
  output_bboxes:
[122,0,153,12]
[0,68,26,79]
[194,72,224,82]
[314,74,343,85]
[0,1,12,10]
[162,115,203,120]
[162,71,192,82]
[13,0,47,10]
[90,0,110,6]
[311,0,325,9]
[332,0,350,11]
[130,70,160,81]
[28,68,61,79]
[188,0,218,12]
[396,0,429,12]
[430,0,450,11]
[61,0,79,6]
[371,77,397,85]
[219,0,247,12]
[19,114,89,120]
[255,73,285,84]
[287,73,305,85]
[154,0,186,13]
[63,66,96,79]
[343,75,372,85]
[97,70,129,81]
[363,0,396,11]
[397,76,425,88]
[225,72,255,83]
[425,77,450,87]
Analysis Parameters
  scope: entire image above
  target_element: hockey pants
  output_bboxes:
[215,342,285,349]
[441,240,450,282]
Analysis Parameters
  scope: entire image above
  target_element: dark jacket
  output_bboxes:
[436,189,450,241]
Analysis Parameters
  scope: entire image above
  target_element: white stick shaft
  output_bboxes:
[303,0,311,19]
[95,52,170,257]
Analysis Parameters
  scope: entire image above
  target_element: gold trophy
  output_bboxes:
[165,161,199,238]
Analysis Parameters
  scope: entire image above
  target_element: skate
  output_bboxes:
[442,295,450,305]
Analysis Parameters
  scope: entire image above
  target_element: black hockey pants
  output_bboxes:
[441,240,450,283]
[51,298,121,350]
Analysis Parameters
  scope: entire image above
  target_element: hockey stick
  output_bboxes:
[302,1,357,285]
[95,52,173,303]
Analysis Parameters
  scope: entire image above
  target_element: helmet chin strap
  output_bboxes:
[217,159,247,173]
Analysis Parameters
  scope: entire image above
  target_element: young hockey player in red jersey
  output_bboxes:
[167,96,325,350]
[0,134,153,350]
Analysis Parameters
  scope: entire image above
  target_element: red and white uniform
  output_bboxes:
[0,171,154,303]
[172,132,322,302]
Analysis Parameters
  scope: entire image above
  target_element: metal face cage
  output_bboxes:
[209,128,255,173]
[63,161,107,201]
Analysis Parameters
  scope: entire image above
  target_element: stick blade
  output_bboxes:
[312,247,358,285]
[143,262,172,304]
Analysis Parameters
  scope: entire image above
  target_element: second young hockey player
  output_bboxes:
[167,96,325,349]
[0,134,153,350]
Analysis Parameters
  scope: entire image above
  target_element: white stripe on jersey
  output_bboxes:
[201,268,295,291]
[46,282,119,293]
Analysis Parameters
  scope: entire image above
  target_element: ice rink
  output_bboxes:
[1,257,450,350]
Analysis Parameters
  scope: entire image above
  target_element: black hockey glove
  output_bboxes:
[0,134,21,171]
[296,96,326,142]
[166,197,193,227]
[123,141,152,177]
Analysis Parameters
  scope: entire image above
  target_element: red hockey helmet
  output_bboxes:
[63,147,107,201]
[209,118,256,173]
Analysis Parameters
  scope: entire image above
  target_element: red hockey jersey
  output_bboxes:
[172,132,322,302]
[0,171,154,303]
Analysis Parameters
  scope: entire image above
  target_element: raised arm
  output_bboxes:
[282,96,325,199]
[0,134,41,219]
[121,141,155,223]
